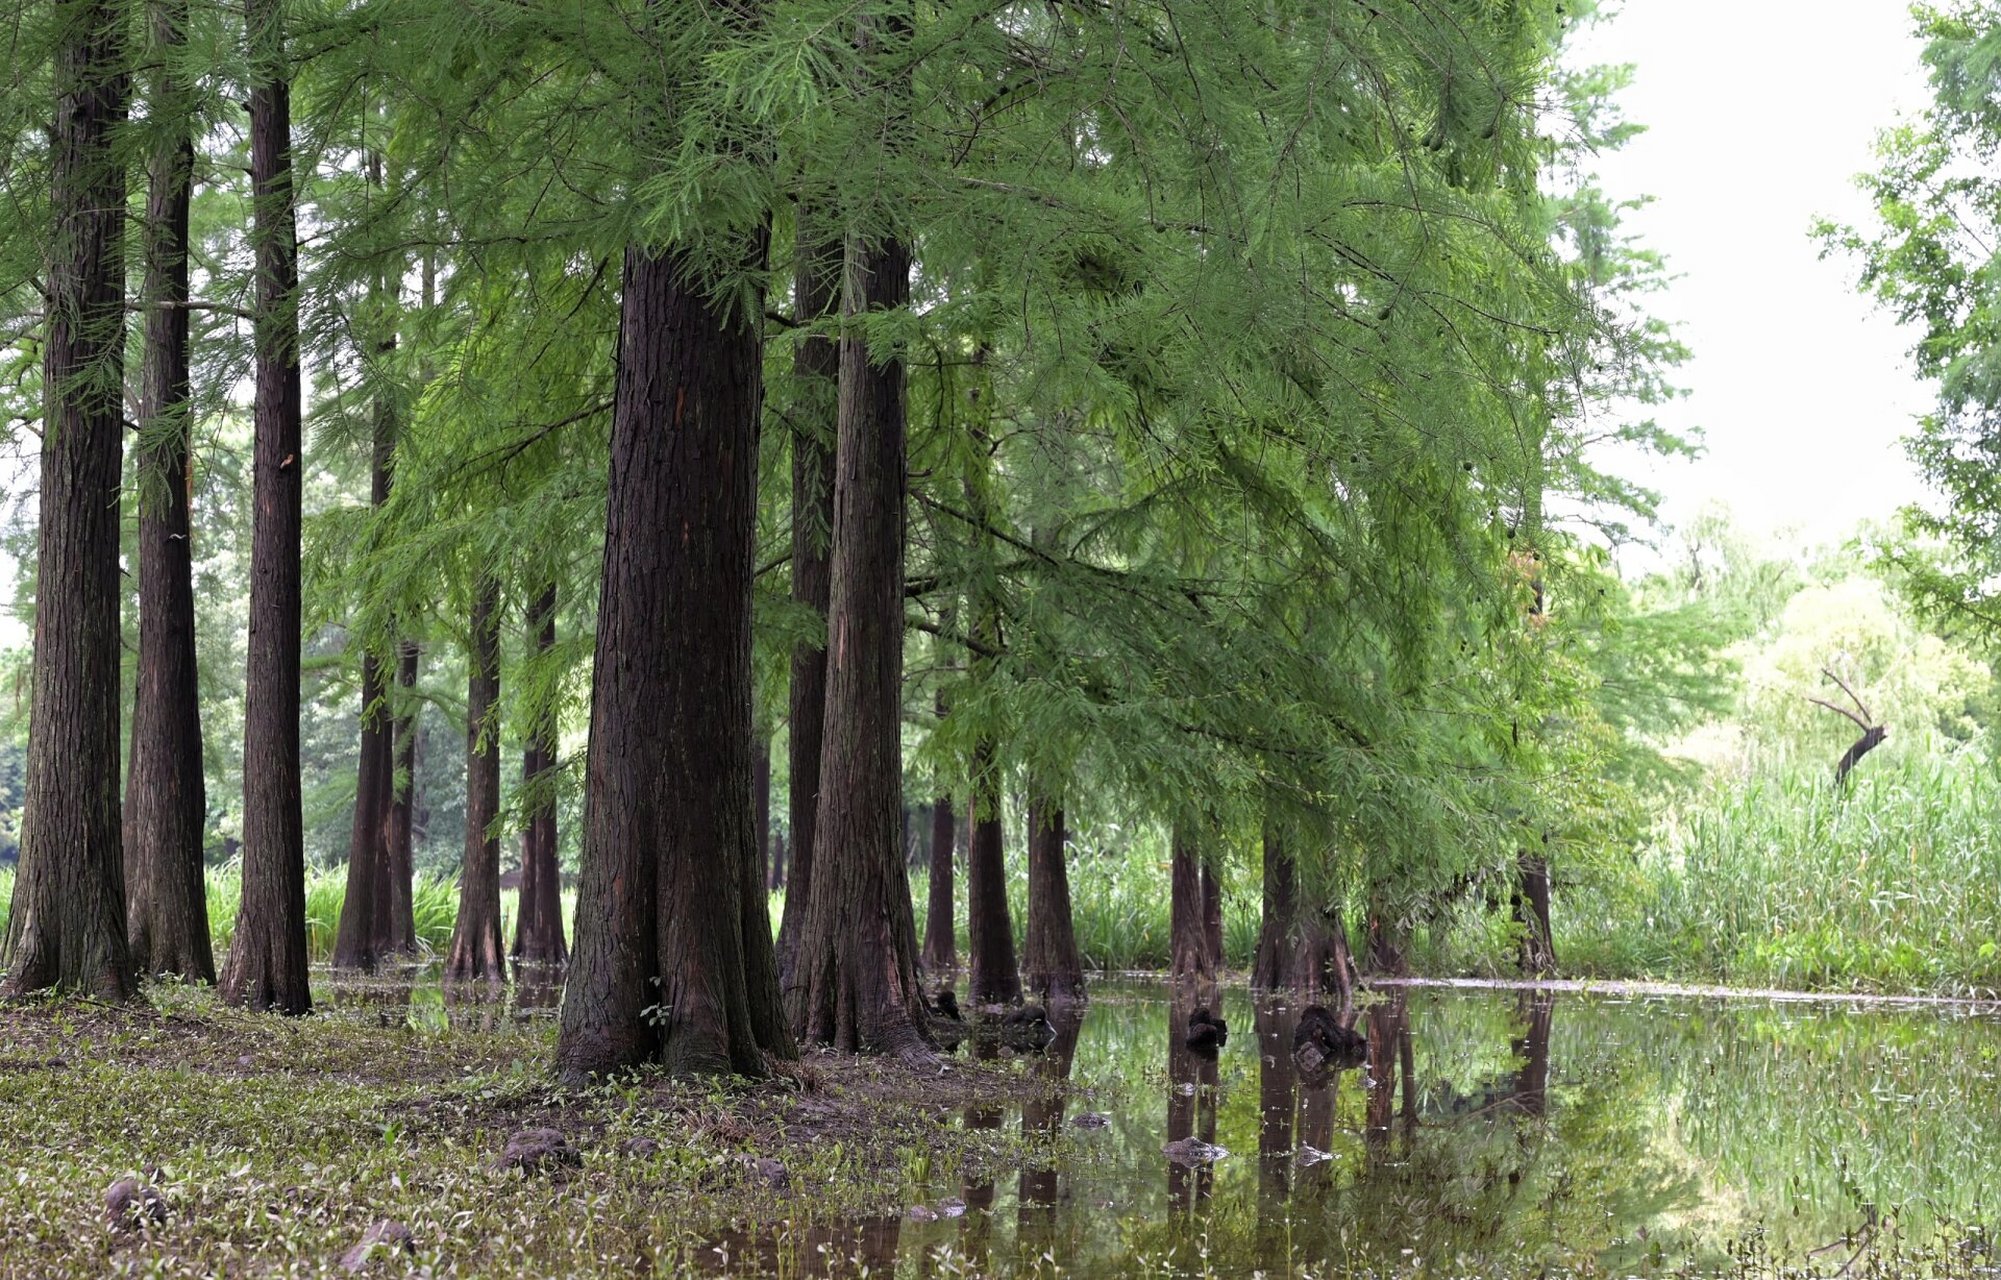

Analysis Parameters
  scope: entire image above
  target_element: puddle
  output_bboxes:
[697,977,2001,1277]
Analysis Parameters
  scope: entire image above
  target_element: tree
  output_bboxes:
[1252,824,1351,1003]
[512,584,566,966]
[1021,790,1083,1005]
[1168,820,1210,983]
[124,0,212,983]
[2,0,134,1000]
[220,0,311,1015]
[445,576,503,981]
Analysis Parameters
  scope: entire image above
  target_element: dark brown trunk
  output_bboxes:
[4,0,134,1001]
[385,639,420,952]
[1201,860,1223,969]
[769,830,785,892]
[512,584,566,967]
[447,578,505,981]
[1169,820,1210,982]
[774,226,839,983]
[1364,900,1407,977]
[788,224,931,1057]
[1254,1002,1296,1218]
[921,792,956,971]
[753,734,772,893]
[218,0,309,1014]
[557,238,794,1080]
[964,738,1019,1006]
[1022,792,1084,1005]
[1251,824,1350,1003]
[1514,851,1556,976]
[123,0,209,984]
[330,654,389,969]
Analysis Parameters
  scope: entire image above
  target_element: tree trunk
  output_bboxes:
[123,0,210,984]
[1251,824,1350,1003]
[385,639,420,953]
[512,584,566,966]
[1201,860,1223,970]
[965,738,1019,1006]
[1169,820,1209,982]
[3,0,133,1001]
[556,238,794,1080]
[753,734,772,894]
[788,224,931,1057]
[1364,899,1407,977]
[219,0,309,1014]
[921,792,956,971]
[330,654,389,969]
[446,577,504,981]
[1022,791,1084,1006]
[1514,851,1556,976]
[769,830,786,892]
[774,227,839,984]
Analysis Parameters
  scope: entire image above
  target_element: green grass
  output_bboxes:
[1561,745,2001,995]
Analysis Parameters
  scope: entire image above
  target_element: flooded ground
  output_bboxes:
[690,977,2001,1278]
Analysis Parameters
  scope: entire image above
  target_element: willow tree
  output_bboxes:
[3,0,134,1000]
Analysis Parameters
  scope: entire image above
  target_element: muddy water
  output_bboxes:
[709,978,2001,1278]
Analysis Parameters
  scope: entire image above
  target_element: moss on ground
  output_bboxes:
[0,984,1060,1277]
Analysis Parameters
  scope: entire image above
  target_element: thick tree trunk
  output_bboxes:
[512,584,566,966]
[123,0,210,984]
[921,793,957,971]
[965,739,1019,1006]
[1169,820,1210,982]
[4,0,134,1001]
[556,239,794,1080]
[1514,851,1556,976]
[446,578,505,981]
[385,639,420,953]
[788,226,932,1057]
[774,228,839,983]
[1022,792,1084,1006]
[219,0,309,1014]
[1251,825,1350,1003]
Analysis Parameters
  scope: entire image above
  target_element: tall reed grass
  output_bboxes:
[1563,745,2001,995]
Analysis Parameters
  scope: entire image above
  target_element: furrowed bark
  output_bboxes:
[1169,820,1210,982]
[5,0,134,1001]
[446,577,504,982]
[219,0,310,1014]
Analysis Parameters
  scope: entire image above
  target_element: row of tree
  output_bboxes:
[0,0,1685,1076]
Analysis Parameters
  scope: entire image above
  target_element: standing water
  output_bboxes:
[702,978,2001,1278]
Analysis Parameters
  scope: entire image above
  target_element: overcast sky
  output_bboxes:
[1568,0,1938,570]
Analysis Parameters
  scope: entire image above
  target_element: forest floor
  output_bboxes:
[0,984,1059,1278]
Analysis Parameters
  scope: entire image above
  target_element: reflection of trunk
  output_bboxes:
[1023,792,1085,1005]
[787,214,932,1055]
[1018,1009,1082,1255]
[447,577,505,981]
[1252,824,1351,1002]
[557,235,794,1078]
[1254,1002,1296,1231]
[1512,990,1553,1119]
[1166,999,1198,1214]
[960,1037,1004,1268]
[1170,821,1211,981]
[921,793,957,971]
[385,639,421,952]
[1195,1041,1219,1204]
[1513,851,1556,976]
[774,227,839,982]
[219,0,310,1014]
[125,0,211,985]
[1364,992,1408,1154]
[1297,1039,1338,1186]
[512,584,566,967]
[965,736,1019,1005]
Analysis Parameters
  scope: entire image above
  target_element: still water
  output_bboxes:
[704,978,2001,1278]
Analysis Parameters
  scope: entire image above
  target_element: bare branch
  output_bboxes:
[1807,695,1871,733]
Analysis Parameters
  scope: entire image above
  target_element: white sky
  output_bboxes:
[1569,0,1938,569]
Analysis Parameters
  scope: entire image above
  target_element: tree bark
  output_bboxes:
[774,226,839,983]
[1022,791,1084,1005]
[123,0,210,984]
[921,792,957,972]
[330,654,390,969]
[219,0,309,1014]
[4,0,134,1001]
[446,577,504,981]
[512,584,566,967]
[753,733,772,894]
[556,237,794,1080]
[787,223,932,1057]
[385,639,420,952]
[965,737,1019,1005]
[1169,820,1210,982]
[1251,824,1350,1003]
